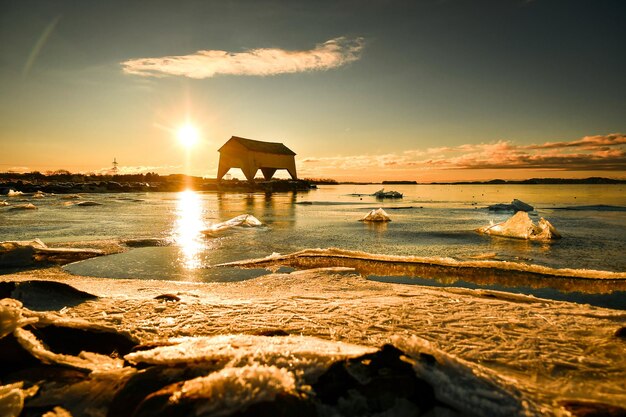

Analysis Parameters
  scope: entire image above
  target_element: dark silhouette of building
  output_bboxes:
[217,136,297,181]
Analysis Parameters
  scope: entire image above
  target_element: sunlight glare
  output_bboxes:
[177,124,199,148]
[173,190,206,269]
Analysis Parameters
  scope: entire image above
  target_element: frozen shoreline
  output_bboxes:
[2,265,626,416]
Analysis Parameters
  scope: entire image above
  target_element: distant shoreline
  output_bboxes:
[337,177,626,185]
[419,177,626,185]
[1,173,624,195]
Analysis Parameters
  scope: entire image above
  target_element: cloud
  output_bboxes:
[524,133,626,151]
[301,133,626,174]
[121,37,365,79]
[301,153,404,170]
[22,15,62,77]
[439,134,626,170]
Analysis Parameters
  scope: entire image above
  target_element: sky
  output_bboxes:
[0,0,625,182]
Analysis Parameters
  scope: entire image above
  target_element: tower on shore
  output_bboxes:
[112,157,118,174]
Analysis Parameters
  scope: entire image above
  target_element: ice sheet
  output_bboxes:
[216,247,626,280]
[5,266,626,415]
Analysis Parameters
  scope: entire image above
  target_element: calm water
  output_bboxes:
[2,184,626,308]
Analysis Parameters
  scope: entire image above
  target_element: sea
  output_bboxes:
[2,184,626,309]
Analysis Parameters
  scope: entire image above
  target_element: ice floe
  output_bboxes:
[216,247,626,280]
[0,239,103,268]
[73,201,103,207]
[553,204,626,212]
[477,211,561,241]
[487,199,534,212]
[373,188,403,199]
[8,203,37,211]
[202,214,263,235]
[359,207,391,222]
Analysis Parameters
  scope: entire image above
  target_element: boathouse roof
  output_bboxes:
[219,136,296,156]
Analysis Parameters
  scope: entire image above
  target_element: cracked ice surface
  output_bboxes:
[6,265,626,415]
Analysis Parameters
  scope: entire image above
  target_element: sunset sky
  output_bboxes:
[1,0,625,182]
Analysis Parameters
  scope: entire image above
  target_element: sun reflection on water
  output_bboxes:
[172,190,206,269]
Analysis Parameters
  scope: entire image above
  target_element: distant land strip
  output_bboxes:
[1,171,624,187]
[422,177,626,185]
[381,181,418,185]
[335,177,626,185]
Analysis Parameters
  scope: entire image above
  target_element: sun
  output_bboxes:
[177,124,199,148]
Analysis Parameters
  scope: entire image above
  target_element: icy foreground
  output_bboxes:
[1,268,626,417]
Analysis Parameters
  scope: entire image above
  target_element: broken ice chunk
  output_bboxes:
[8,204,37,211]
[0,382,38,417]
[487,199,534,212]
[360,208,391,222]
[476,211,561,240]
[202,214,263,235]
[0,299,37,339]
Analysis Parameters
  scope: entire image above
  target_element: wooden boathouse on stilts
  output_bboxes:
[217,136,298,182]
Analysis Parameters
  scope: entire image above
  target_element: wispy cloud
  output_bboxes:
[121,37,365,79]
[440,134,626,170]
[22,15,62,77]
[301,133,626,174]
[524,133,626,150]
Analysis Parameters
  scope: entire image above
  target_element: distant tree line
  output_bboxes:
[382,180,418,184]
[0,170,168,183]
[303,177,338,185]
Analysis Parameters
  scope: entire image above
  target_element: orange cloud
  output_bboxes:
[442,134,626,170]
[524,133,626,150]
[301,133,626,175]
[121,37,364,79]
